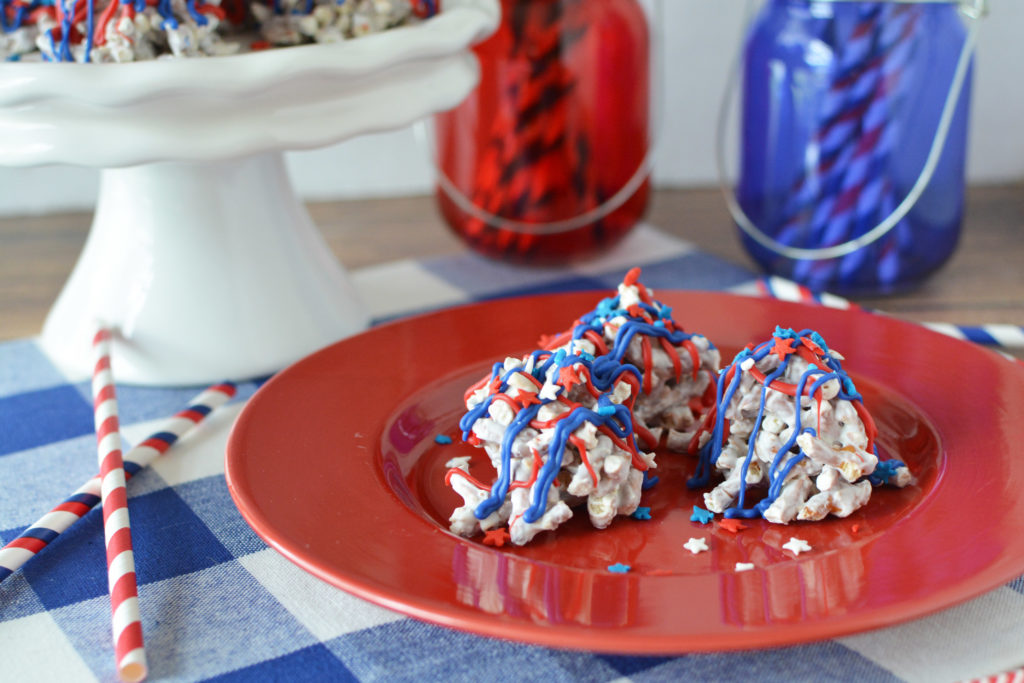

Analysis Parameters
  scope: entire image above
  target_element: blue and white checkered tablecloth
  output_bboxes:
[2,225,1023,683]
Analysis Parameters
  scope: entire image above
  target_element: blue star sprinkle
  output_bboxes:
[434,434,453,445]
[690,506,714,524]
[631,507,652,520]
[607,563,631,574]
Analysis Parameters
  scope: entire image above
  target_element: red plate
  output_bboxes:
[225,292,1024,653]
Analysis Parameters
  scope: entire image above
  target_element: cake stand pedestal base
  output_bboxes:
[40,152,369,385]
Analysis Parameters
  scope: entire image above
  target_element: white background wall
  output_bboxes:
[1,0,1021,217]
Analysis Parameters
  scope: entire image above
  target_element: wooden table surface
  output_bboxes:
[1,185,1021,353]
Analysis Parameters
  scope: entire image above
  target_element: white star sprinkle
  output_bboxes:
[683,537,709,555]
[782,537,812,556]
[539,381,560,401]
[735,562,754,572]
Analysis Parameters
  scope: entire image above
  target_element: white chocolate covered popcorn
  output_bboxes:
[446,348,654,545]
[2,0,431,63]
[689,327,911,524]
[446,268,723,545]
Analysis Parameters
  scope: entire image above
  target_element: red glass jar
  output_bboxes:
[433,0,651,265]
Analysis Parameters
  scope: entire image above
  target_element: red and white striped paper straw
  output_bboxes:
[0,382,236,583]
[91,329,147,683]
[962,668,1024,683]
[756,275,863,312]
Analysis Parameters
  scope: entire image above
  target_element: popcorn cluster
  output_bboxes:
[447,348,653,546]
[446,268,721,545]
[0,0,433,63]
[252,0,413,46]
[689,327,912,524]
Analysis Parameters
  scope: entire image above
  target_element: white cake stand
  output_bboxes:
[0,0,498,385]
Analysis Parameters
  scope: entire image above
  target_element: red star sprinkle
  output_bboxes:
[718,518,749,534]
[771,336,797,360]
[559,365,582,390]
[516,389,541,407]
[851,524,861,535]
[482,528,511,547]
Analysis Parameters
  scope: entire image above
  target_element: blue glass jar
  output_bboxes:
[736,0,975,294]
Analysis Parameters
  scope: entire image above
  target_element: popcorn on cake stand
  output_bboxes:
[0,0,498,385]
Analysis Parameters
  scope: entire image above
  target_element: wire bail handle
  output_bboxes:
[716,0,986,262]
